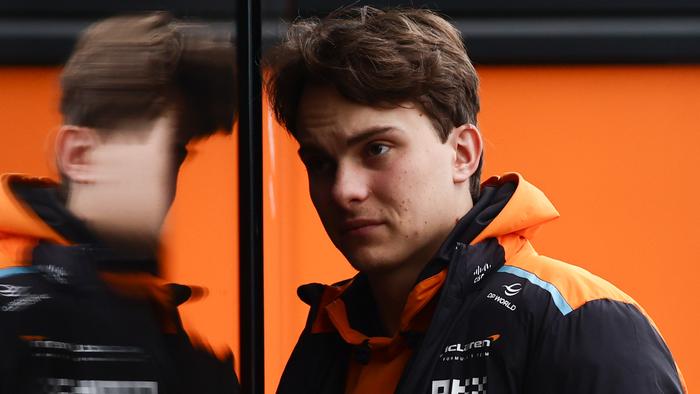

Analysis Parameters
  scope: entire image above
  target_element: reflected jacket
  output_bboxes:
[0,174,240,394]
[278,173,686,394]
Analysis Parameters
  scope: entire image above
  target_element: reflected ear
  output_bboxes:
[449,123,483,184]
[55,125,99,184]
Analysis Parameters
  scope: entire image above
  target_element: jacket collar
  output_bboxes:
[472,173,559,244]
[432,178,515,264]
[0,174,68,246]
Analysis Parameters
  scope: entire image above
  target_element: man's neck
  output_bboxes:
[66,192,159,256]
[364,196,475,336]
[365,237,449,336]
[366,263,424,336]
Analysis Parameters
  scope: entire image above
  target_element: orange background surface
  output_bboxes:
[0,66,697,392]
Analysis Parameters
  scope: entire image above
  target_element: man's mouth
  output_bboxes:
[340,218,384,236]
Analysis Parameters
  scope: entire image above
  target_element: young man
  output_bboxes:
[0,13,239,393]
[265,6,686,394]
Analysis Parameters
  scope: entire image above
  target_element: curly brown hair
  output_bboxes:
[264,6,483,200]
[61,12,237,140]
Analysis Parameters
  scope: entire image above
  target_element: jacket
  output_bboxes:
[0,174,239,394]
[278,173,687,394]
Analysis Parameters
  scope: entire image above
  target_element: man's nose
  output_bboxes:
[331,162,370,209]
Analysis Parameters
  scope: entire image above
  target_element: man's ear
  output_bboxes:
[449,123,483,184]
[55,125,99,184]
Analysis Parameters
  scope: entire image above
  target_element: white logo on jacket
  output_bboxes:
[0,284,29,297]
[473,263,491,283]
[487,292,517,311]
[440,334,500,362]
[0,284,50,312]
[502,283,523,296]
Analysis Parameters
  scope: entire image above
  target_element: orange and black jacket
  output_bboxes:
[278,173,686,394]
[0,174,239,394]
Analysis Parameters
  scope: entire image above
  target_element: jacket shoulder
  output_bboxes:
[498,248,637,316]
[495,251,685,392]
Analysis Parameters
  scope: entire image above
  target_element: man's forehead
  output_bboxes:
[296,86,413,147]
[296,85,347,130]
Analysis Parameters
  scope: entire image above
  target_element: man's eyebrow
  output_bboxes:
[297,126,399,157]
[346,126,398,147]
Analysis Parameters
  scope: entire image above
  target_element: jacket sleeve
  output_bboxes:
[526,299,686,393]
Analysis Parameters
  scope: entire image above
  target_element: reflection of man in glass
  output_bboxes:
[265,6,685,393]
[0,13,239,393]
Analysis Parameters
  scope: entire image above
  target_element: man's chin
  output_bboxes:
[330,235,396,271]
[343,250,401,274]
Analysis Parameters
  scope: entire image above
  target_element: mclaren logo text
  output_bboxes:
[440,334,500,362]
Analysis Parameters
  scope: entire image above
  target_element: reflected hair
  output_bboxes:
[61,12,237,140]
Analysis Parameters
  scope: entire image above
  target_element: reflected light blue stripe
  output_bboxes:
[498,265,573,315]
[0,267,37,279]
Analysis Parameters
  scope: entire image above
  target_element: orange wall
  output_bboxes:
[0,66,697,392]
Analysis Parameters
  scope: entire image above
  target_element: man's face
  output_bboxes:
[297,85,466,274]
[62,114,188,251]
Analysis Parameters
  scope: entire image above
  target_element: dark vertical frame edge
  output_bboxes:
[237,0,265,392]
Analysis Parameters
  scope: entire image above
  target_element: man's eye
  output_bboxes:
[367,143,390,156]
